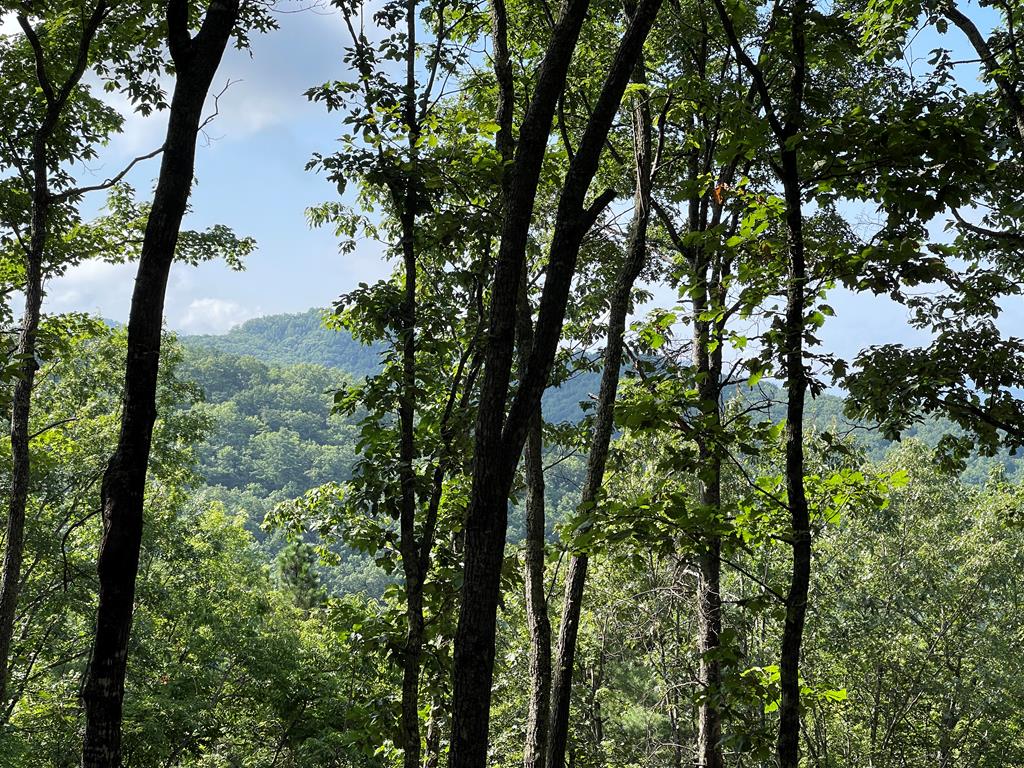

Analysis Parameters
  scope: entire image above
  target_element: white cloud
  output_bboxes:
[177,298,259,334]
[45,260,136,320]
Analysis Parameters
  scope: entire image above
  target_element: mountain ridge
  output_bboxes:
[179,307,1020,483]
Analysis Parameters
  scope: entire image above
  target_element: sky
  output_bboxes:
[5,3,1018,364]
[35,6,393,334]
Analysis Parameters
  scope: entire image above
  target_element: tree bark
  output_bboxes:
[424,697,443,768]
[522,411,551,768]
[397,198,424,768]
[696,539,723,768]
[80,2,239,764]
[775,0,809,759]
[0,147,45,714]
[692,223,724,768]
[448,1,663,764]
[775,149,809,768]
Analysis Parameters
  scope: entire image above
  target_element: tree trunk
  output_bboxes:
[0,137,46,713]
[775,144,809,768]
[710,0,809,760]
[696,538,723,768]
[80,3,239,764]
[448,2,593,752]
[693,244,724,768]
[775,0,808,760]
[397,0,423,760]
[523,410,551,768]
[424,697,442,768]
[547,49,653,768]
[516,250,552,768]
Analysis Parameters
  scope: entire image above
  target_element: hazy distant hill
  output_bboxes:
[180,308,1020,483]
[182,308,606,423]
[176,308,908,436]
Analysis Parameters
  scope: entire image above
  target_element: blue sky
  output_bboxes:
[18,2,1016,363]
[41,7,390,333]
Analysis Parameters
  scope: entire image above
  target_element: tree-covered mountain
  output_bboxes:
[185,309,384,377]
[182,309,607,424]
[181,311,1021,494]
[177,335,589,589]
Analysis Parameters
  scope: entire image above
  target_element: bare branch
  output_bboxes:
[55,145,165,202]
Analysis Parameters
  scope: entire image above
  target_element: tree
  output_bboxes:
[0,325,387,768]
[0,0,162,714]
[303,0,496,761]
[546,40,655,768]
[840,0,1024,474]
[449,0,664,762]
[276,541,328,611]
[79,0,266,761]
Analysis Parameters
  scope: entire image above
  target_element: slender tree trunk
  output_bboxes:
[696,536,723,768]
[868,663,883,765]
[397,0,423,761]
[549,551,588,768]
[694,270,724,768]
[694,376,723,768]
[547,61,653,767]
[0,4,110,714]
[80,4,238,763]
[517,252,552,768]
[586,656,606,763]
[710,0,809,760]
[0,136,47,713]
[398,193,423,768]
[774,0,808,757]
[523,409,551,768]
[400,572,424,768]
[689,162,724,768]
[424,697,442,768]
[775,144,809,768]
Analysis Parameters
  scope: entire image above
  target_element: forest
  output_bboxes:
[2,0,1024,764]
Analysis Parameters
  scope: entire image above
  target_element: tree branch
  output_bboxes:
[944,0,1024,144]
[580,187,618,234]
[708,0,784,140]
[951,207,1024,244]
[55,145,165,202]
[167,0,193,65]
[52,0,110,112]
[16,15,55,106]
